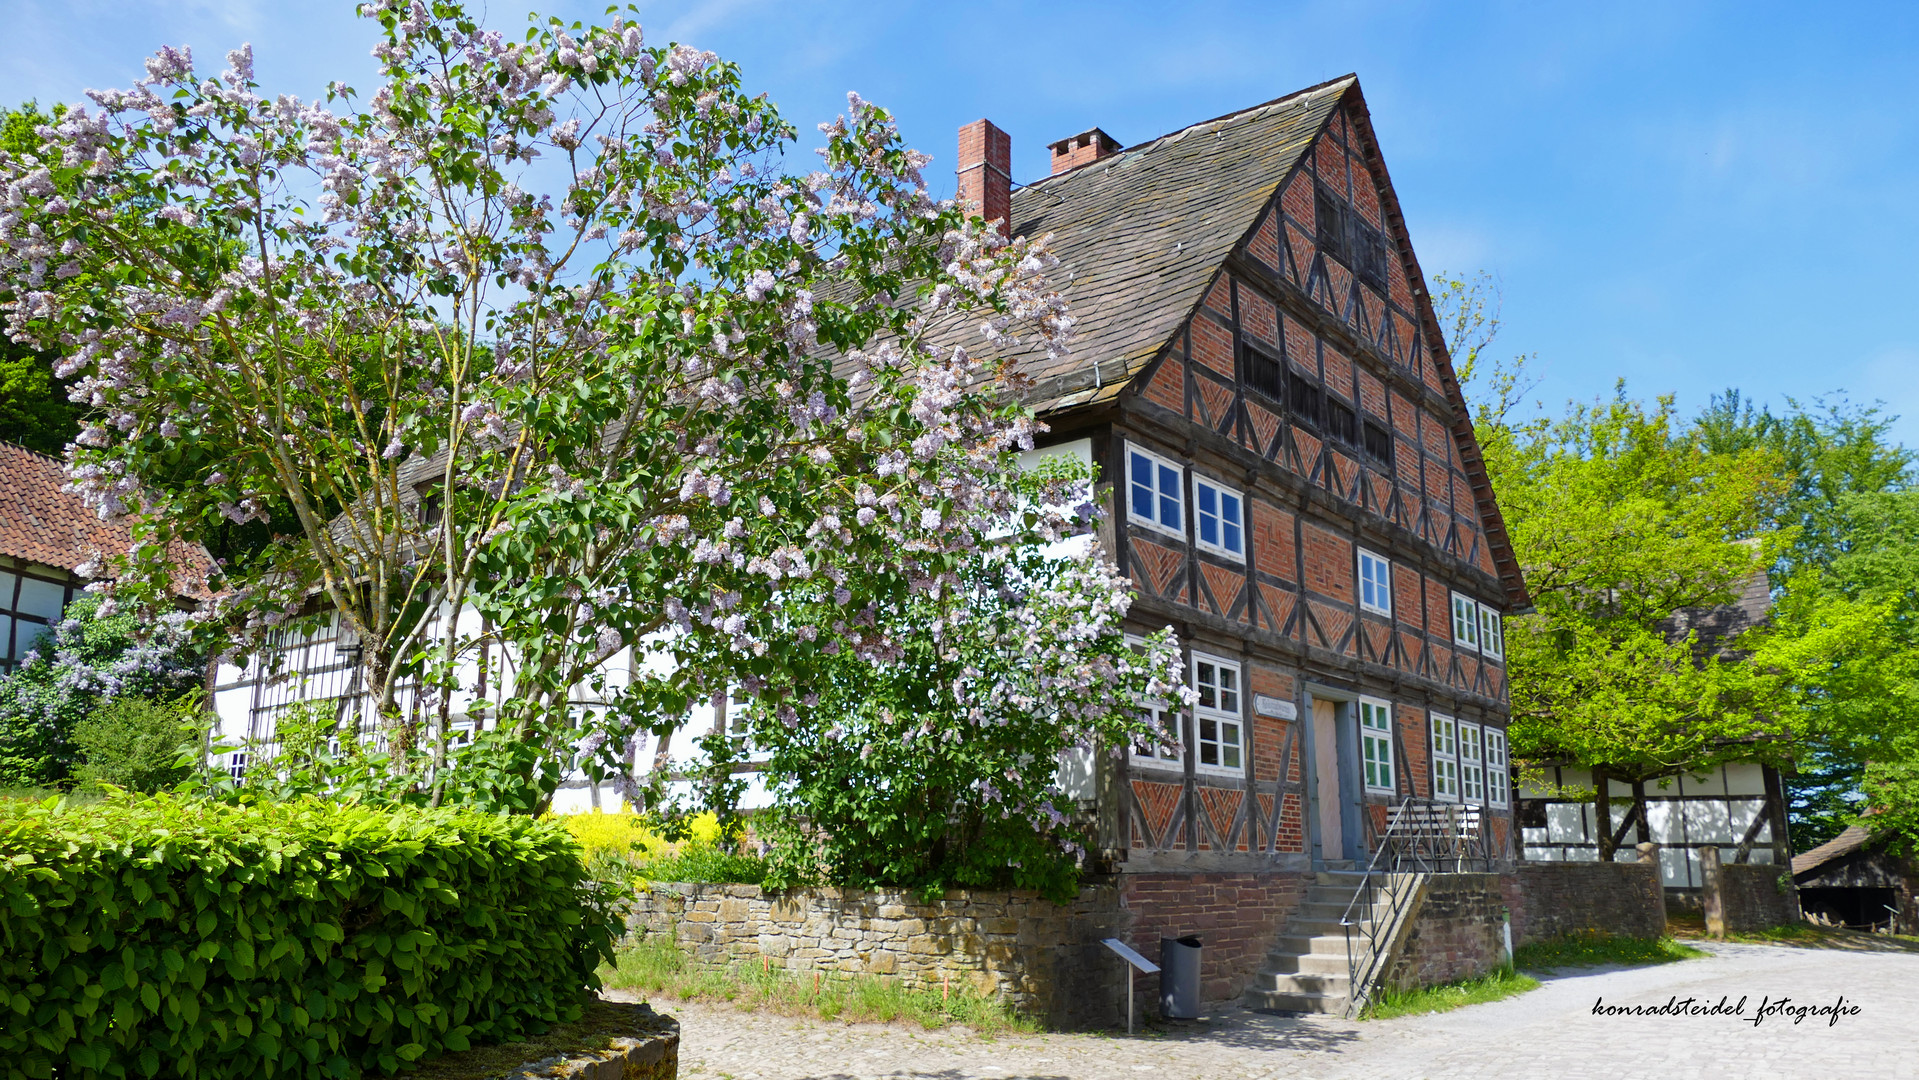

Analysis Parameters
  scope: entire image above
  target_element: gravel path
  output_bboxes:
[609,940,1918,1080]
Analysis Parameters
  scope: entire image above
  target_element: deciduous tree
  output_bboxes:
[0,1,1114,809]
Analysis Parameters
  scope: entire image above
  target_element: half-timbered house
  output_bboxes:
[959,75,1533,1009]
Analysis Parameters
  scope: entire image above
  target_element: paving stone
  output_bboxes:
[609,941,1918,1080]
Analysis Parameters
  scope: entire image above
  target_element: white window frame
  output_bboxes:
[1124,633,1184,770]
[1451,592,1480,652]
[1484,727,1510,809]
[1130,700,1184,771]
[1191,474,1246,562]
[1191,651,1245,777]
[1357,548,1392,616]
[1458,720,1485,805]
[1125,443,1185,539]
[1358,696,1396,794]
[1478,606,1504,661]
[1429,713,1459,802]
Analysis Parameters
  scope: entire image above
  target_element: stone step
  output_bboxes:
[1284,916,1371,937]
[1247,969,1350,995]
[1274,933,1361,958]
[1259,950,1354,976]
[1295,899,1367,921]
[1243,987,1350,1014]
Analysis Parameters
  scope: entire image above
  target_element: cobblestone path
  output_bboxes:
[608,940,1918,1080]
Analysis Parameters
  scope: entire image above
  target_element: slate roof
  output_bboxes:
[1004,76,1354,414]
[1661,557,1772,658]
[985,75,1530,609]
[0,441,213,595]
[1791,824,1873,878]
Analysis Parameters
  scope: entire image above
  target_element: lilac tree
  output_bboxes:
[1,2,1179,811]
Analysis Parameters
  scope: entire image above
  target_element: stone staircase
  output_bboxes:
[1242,870,1390,1015]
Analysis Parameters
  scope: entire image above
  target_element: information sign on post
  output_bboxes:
[1101,937,1159,1034]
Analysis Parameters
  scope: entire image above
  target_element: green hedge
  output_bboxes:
[0,794,624,1079]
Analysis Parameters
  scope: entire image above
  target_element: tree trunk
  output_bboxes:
[1593,765,1615,862]
[1632,778,1651,847]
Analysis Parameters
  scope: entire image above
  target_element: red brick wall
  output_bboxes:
[1301,523,1352,598]
[1120,872,1311,1005]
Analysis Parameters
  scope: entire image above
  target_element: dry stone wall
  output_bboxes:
[1702,848,1798,935]
[1505,859,1666,945]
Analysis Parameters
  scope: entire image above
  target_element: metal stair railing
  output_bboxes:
[1339,798,1492,1017]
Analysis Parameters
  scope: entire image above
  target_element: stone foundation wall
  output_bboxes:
[1505,860,1666,945]
[626,872,1317,1028]
[1383,873,1506,991]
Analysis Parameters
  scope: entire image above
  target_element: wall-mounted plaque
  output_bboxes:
[1254,694,1297,720]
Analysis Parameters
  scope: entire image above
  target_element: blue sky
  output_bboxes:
[4,1,1914,445]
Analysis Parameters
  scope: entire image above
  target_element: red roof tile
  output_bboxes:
[0,441,212,596]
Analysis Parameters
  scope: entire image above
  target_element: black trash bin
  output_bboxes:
[1159,935,1202,1019]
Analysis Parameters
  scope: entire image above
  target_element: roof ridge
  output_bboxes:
[0,439,65,467]
[1023,74,1356,191]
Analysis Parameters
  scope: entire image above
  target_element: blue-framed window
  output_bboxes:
[1193,476,1244,559]
[1127,444,1184,536]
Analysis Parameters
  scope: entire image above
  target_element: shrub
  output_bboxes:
[0,595,202,789]
[641,840,768,886]
[550,811,767,888]
[69,696,204,793]
[0,793,625,1079]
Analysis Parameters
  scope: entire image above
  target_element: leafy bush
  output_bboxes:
[69,696,204,793]
[0,793,625,1079]
[742,540,1184,903]
[641,840,769,886]
[0,595,202,788]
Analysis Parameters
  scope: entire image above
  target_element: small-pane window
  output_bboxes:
[1132,704,1182,766]
[1451,593,1480,652]
[1287,370,1322,429]
[1327,397,1357,447]
[1127,445,1184,536]
[1315,185,1345,260]
[1430,714,1460,802]
[1244,342,1284,401]
[1485,728,1510,809]
[1479,607,1504,660]
[1359,697,1395,793]
[1459,722,1485,804]
[1363,421,1393,469]
[15,577,66,621]
[1194,477,1244,559]
[1194,655,1243,774]
[1358,549,1392,616]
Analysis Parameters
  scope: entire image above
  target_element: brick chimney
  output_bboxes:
[1047,127,1122,175]
[956,119,1012,237]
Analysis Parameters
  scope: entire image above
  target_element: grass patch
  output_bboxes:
[1515,932,1707,972]
[1365,967,1539,1019]
[602,934,1036,1035]
[1710,923,1919,950]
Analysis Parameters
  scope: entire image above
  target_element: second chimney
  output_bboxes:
[1047,128,1122,175]
[957,119,1012,237]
